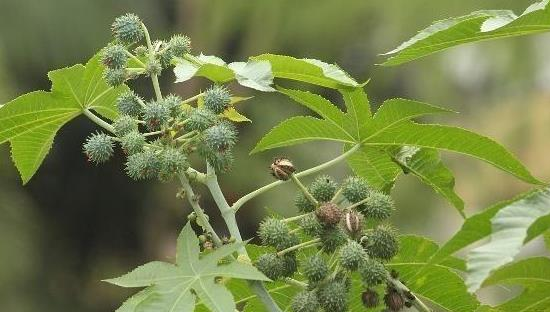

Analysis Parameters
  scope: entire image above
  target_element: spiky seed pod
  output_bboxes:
[316,281,348,312]
[342,176,370,203]
[295,192,316,213]
[281,254,298,277]
[158,147,189,181]
[111,13,144,44]
[359,258,388,286]
[204,122,238,152]
[145,58,162,76]
[255,253,285,280]
[320,227,347,253]
[125,150,161,180]
[339,241,367,271]
[185,108,218,132]
[384,288,405,312]
[299,213,323,237]
[303,254,329,285]
[315,202,342,227]
[143,100,170,130]
[343,210,364,237]
[113,115,138,137]
[203,85,231,114]
[163,94,183,117]
[83,133,114,164]
[363,224,399,261]
[309,175,338,202]
[120,130,146,155]
[134,45,148,57]
[169,34,192,57]
[291,291,320,312]
[258,217,291,249]
[360,191,394,220]
[361,288,379,308]
[205,149,234,173]
[116,91,143,117]
[101,44,128,69]
[104,68,127,86]
[271,157,296,181]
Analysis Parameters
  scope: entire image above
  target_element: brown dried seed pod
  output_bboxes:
[361,288,379,308]
[343,210,363,237]
[270,157,296,181]
[384,288,405,311]
[315,202,343,226]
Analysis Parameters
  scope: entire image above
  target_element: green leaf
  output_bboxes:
[391,146,465,217]
[251,54,359,89]
[483,257,550,312]
[364,121,542,185]
[0,55,127,183]
[106,222,269,312]
[346,145,401,192]
[251,116,354,153]
[466,187,550,292]
[544,230,550,250]
[382,0,550,66]
[228,60,276,92]
[340,87,371,139]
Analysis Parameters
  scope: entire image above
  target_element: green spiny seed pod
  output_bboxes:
[255,253,285,280]
[113,115,138,137]
[158,147,189,181]
[101,44,128,69]
[204,122,238,152]
[359,258,388,286]
[134,45,148,57]
[125,150,161,180]
[384,288,405,312]
[281,253,298,277]
[320,227,347,253]
[316,281,348,312]
[143,100,170,130]
[116,91,143,117]
[360,191,394,220]
[303,254,328,284]
[309,175,338,202]
[185,108,218,132]
[205,149,234,173]
[163,94,183,117]
[258,217,291,249]
[145,58,162,76]
[104,67,127,86]
[203,85,231,114]
[339,240,367,271]
[315,202,342,227]
[342,176,370,203]
[83,132,114,164]
[169,34,192,57]
[363,224,399,261]
[295,192,316,213]
[120,130,146,155]
[361,288,379,309]
[299,213,323,237]
[291,291,320,312]
[111,13,144,44]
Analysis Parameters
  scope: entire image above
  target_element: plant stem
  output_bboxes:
[344,196,370,211]
[282,213,309,223]
[143,130,164,137]
[182,92,204,105]
[125,50,146,67]
[141,23,162,101]
[83,109,115,134]
[277,238,321,257]
[388,276,431,312]
[290,174,318,206]
[205,163,282,312]
[282,278,308,289]
[232,144,362,213]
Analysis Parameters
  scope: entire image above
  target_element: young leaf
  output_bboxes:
[466,187,550,292]
[105,222,269,312]
[382,0,550,66]
[345,145,401,192]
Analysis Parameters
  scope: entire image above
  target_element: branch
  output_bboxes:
[388,276,432,312]
[83,109,115,134]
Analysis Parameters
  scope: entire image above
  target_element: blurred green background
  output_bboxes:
[0,0,549,311]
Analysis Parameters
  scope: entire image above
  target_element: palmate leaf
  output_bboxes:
[382,0,550,66]
[0,55,127,183]
[105,223,269,312]
[345,144,401,192]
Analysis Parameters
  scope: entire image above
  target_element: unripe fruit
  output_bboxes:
[361,288,379,308]
[185,108,218,132]
[303,254,328,284]
[169,34,192,57]
[316,281,348,312]
[125,150,161,180]
[258,217,291,249]
[158,147,189,181]
[120,130,146,155]
[163,94,183,117]
[384,288,405,312]
[145,58,162,76]
[143,100,170,130]
[363,224,399,261]
[320,227,347,253]
[339,240,367,271]
[295,192,316,212]
[203,85,231,114]
[342,176,370,203]
[111,13,144,44]
[291,291,320,312]
[204,122,238,152]
[343,210,363,237]
[315,202,342,227]
[83,133,114,164]
[360,191,394,220]
[134,45,148,57]
[116,91,143,117]
[104,68,127,86]
[101,44,128,69]
[309,175,338,202]
[270,157,296,181]
[205,149,234,173]
[281,253,298,277]
[359,258,388,286]
[299,213,323,237]
[256,253,285,280]
[113,115,138,137]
